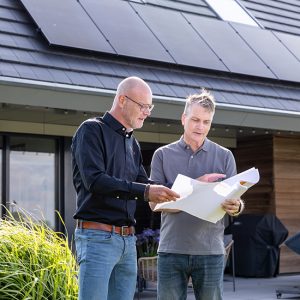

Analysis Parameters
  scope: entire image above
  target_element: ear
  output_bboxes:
[181,113,186,126]
[118,95,126,108]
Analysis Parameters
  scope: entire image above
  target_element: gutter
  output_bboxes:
[1,76,299,117]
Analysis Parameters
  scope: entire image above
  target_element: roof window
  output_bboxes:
[205,0,259,27]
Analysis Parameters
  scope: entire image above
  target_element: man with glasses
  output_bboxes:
[72,76,179,300]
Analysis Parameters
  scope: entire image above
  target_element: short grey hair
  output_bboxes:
[184,88,216,115]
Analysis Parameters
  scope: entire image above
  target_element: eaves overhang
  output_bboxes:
[1,76,299,132]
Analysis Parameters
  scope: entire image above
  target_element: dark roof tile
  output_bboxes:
[241,0,300,36]
[13,48,35,64]
[0,32,17,47]
[94,74,117,89]
[0,61,19,77]
[155,83,178,97]
[48,69,72,85]
[0,46,19,61]
[14,64,38,79]
[31,65,55,82]
[80,73,105,88]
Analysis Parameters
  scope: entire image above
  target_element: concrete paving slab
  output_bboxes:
[134,274,300,300]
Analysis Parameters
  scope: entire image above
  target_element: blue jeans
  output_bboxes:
[75,228,137,300]
[158,253,224,300]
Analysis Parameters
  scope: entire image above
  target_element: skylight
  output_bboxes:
[206,0,259,27]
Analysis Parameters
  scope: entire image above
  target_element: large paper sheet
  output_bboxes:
[154,167,260,223]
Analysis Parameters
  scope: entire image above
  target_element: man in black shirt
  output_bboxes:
[72,76,179,300]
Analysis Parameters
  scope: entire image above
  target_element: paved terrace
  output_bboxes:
[134,274,300,300]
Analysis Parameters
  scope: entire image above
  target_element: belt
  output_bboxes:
[77,220,135,236]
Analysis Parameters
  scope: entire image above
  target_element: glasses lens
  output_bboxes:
[142,104,154,112]
[126,95,154,112]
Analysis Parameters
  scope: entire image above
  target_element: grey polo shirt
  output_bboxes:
[150,137,236,255]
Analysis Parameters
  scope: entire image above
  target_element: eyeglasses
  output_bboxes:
[125,95,154,112]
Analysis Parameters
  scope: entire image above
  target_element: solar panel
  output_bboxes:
[20,0,115,54]
[184,14,276,79]
[274,31,300,62]
[231,23,300,82]
[79,0,174,63]
[132,3,227,71]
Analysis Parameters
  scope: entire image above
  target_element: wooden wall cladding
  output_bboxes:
[273,136,300,273]
[235,135,275,215]
[234,135,300,274]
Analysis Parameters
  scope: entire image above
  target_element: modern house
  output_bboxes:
[0,0,299,273]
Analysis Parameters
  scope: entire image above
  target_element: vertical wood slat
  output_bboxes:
[235,135,274,215]
[274,136,300,274]
[234,135,300,274]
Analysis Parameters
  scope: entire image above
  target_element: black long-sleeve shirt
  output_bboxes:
[72,112,149,226]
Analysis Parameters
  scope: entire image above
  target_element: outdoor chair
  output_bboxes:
[224,234,236,292]
[275,232,300,299]
[137,256,157,299]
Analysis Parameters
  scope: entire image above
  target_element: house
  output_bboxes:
[0,0,299,273]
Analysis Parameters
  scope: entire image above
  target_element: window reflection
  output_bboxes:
[9,137,55,228]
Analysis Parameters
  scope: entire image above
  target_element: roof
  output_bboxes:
[0,0,300,118]
[241,0,300,36]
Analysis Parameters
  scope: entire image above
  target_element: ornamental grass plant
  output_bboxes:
[0,211,78,300]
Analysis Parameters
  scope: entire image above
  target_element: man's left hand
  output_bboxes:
[221,198,243,216]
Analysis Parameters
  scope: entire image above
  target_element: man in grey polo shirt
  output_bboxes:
[150,90,244,300]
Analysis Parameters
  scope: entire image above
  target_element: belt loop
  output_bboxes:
[77,220,82,229]
[111,225,115,235]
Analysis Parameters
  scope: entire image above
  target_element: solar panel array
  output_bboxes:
[20,0,300,82]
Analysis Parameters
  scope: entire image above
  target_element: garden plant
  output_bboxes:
[136,228,160,257]
[0,211,78,300]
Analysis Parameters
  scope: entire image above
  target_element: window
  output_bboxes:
[0,136,2,207]
[9,136,56,228]
[206,0,259,27]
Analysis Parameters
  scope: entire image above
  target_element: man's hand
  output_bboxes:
[148,185,180,204]
[221,198,244,216]
[197,173,226,183]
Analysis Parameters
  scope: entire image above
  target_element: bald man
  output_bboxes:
[72,77,179,300]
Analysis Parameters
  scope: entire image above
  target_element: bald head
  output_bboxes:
[116,76,152,99]
[109,76,153,129]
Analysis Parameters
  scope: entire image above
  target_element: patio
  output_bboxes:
[134,274,300,300]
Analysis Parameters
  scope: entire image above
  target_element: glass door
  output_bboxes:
[0,136,2,208]
[9,136,56,228]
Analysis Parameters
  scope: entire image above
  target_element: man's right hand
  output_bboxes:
[148,185,180,203]
[197,173,226,182]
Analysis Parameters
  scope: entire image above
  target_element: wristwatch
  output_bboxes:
[232,202,242,217]
[144,184,150,202]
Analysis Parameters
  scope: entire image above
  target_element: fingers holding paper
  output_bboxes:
[222,198,244,217]
[148,185,180,204]
[197,173,226,183]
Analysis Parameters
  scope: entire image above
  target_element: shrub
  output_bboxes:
[0,212,78,299]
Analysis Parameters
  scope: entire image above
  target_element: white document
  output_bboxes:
[154,167,260,223]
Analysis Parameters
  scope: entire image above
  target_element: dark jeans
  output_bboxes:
[158,253,224,300]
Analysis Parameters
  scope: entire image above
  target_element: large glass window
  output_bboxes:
[0,136,2,207]
[9,136,56,228]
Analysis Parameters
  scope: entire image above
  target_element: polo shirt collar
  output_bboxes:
[102,112,133,138]
[179,136,210,153]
